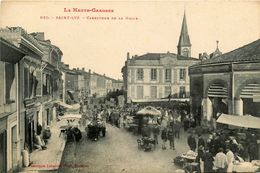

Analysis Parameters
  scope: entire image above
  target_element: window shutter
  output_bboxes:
[36,70,42,96]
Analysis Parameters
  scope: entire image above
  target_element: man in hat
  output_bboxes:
[187,132,197,151]
[202,147,214,173]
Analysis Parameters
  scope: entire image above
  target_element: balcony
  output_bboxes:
[0,102,17,116]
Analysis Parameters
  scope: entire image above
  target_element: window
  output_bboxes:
[165,86,171,97]
[24,67,29,99]
[137,69,143,80]
[165,69,171,82]
[179,86,186,98]
[136,86,143,99]
[5,63,15,103]
[150,69,157,81]
[150,86,157,99]
[180,68,186,80]
[0,62,4,105]
[182,48,189,57]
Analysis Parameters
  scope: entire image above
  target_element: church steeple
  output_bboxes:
[177,11,191,57]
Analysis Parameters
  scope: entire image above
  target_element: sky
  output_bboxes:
[0,1,259,79]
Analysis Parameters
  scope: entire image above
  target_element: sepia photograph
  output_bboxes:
[0,0,260,173]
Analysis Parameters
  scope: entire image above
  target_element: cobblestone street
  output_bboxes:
[58,124,190,173]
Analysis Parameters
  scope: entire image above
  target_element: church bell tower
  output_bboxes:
[177,11,191,57]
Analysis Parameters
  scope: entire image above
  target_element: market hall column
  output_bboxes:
[202,97,213,121]
[234,98,243,116]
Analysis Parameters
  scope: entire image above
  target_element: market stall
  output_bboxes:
[136,106,161,134]
[216,113,260,172]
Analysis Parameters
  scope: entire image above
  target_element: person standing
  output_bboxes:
[152,123,160,145]
[226,147,234,173]
[187,132,197,151]
[161,128,168,150]
[195,145,204,173]
[215,147,228,172]
[198,134,205,148]
[202,147,214,173]
[173,118,181,139]
[167,127,175,150]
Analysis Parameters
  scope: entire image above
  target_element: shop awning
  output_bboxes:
[61,114,82,120]
[217,113,260,129]
[56,101,80,110]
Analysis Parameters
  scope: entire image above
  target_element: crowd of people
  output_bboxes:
[78,99,259,173]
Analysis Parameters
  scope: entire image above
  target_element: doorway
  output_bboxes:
[0,131,7,173]
[11,125,17,168]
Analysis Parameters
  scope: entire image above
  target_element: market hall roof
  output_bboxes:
[197,39,260,66]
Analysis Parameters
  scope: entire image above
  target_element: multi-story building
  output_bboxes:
[0,27,46,155]
[74,68,91,99]
[0,37,26,173]
[0,27,63,171]
[189,39,260,122]
[90,72,107,97]
[122,13,199,103]
[31,32,63,129]
[60,64,78,103]
[112,79,123,91]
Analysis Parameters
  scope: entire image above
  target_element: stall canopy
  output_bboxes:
[217,113,260,129]
[56,101,80,110]
[136,106,161,116]
[61,114,82,120]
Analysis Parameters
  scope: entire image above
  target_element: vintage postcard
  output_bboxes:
[0,0,259,173]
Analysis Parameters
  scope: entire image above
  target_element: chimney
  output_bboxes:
[127,52,130,60]
[76,68,79,70]
[33,32,45,40]
[199,53,202,60]
[82,67,85,71]
[89,69,91,74]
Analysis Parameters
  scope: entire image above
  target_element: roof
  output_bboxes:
[198,39,260,65]
[0,37,26,63]
[178,12,191,47]
[133,52,198,61]
[217,113,260,129]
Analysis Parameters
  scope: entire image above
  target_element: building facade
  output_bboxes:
[189,39,260,122]
[122,13,199,103]
[0,38,25,173]
[0,27,63,172]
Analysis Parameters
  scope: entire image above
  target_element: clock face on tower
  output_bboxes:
[182,48,189,57]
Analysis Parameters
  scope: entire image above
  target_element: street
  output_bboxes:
[58,124,190,173]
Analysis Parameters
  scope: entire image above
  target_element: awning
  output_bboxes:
[136,106,161,116]
[216,113,260,129]
[56,101,80,110]
[132,98,189,103]
[61,114,82,120]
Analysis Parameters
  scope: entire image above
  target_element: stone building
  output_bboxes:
[189,39,260,122]
[0,27,63,171]
[90,72,107,97]
[0,37,25,173]
[31,32,63,129]
[122,13,199,103]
